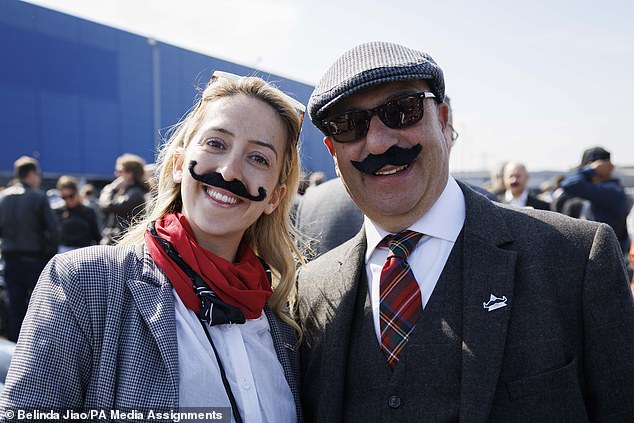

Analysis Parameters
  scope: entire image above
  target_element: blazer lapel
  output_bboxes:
[127,245,179,406]
[458,183,517,423]
[316,229,367,422]
[264,305,303,423]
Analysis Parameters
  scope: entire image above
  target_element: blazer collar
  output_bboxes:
[457,182,517,422]
[315,228,367,421]
[127,244,179,407]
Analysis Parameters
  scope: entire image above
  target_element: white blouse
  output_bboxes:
[174,291,296,423]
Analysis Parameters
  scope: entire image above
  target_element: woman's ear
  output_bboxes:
[264,184,287,215]
[172,148,185,183]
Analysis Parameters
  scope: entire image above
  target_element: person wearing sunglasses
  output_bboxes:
[1,72,304,422]
[296,41,634,422]
[54,175,102,253]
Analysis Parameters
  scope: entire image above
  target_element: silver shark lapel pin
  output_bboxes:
[483,294,508,312]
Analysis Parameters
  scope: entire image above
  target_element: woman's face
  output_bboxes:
[173,94,288,256]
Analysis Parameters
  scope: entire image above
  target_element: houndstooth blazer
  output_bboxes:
[0,244,302,421]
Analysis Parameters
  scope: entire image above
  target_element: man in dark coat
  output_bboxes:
[0,156,58,341]
[296,42,634,422]
[561,146,632,252]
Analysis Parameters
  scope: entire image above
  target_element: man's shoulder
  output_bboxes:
[492,201,602,245]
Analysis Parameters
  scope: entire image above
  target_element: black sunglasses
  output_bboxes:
[320,91,436,143]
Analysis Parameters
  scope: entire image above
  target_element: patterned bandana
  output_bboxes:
[145,213,272,323]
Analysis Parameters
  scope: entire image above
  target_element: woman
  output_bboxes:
[98,153,150,245]
[0,72,304,423]
[54,176,102,252]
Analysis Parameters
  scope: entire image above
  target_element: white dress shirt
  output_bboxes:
[504,189,528,208]
[365,176,466,343]
[174,291,296,423]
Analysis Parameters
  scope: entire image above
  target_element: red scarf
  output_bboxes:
[145,213,272,319]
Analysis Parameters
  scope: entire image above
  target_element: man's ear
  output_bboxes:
[437,102,449,132]
[172,148,185,183]
[324,136,335,155]
[323,136,341,177]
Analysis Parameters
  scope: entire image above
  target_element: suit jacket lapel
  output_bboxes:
[316,228,367,422]
[264,305,303,423]
[458,183,517,423]
[127,245,179,407]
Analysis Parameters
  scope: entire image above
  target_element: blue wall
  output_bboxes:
[0,0,334,179]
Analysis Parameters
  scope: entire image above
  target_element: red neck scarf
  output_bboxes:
[145,213,272,319]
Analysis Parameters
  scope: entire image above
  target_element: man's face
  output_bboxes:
[590,159,614,182]
[25,169,41,189]
[503,163,529,197]
[323,80,450,232]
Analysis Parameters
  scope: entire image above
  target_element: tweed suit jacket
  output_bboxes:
[0,244,302,421]
[297,182,634,423]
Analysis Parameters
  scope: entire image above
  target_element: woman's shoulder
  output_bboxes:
[56,243,141,263]
[48,244,146,287]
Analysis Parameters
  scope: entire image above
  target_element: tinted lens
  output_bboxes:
[379,95,424,129]
[325,111,370,143]
[324,92,428,143]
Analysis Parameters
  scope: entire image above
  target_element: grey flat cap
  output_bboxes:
[308,41,445,130]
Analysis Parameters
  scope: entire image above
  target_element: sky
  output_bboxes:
[21,0,634,173]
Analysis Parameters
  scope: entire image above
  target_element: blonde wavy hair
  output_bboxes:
[121,74,303,333]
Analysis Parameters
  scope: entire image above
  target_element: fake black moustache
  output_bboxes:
[188,160,267,202]
[351,144,422,174]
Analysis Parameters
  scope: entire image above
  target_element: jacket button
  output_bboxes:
[388,395,401,409]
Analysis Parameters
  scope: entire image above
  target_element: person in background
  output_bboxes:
[0,72,304,421]
[561,146,632,253]
[80,183,105,233]
[296,41,634,422]
[483,161,507,197]
[306,171,326,192]
[0,156,58,342]
[500,161,550,210]
[54,176,101,253]
[99,153,149,245]
[295,177,364,261]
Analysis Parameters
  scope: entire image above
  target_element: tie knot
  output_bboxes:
[383,230,423,259]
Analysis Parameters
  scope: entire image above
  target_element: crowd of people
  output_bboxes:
[0,153,151,341]
[0,41,632,422]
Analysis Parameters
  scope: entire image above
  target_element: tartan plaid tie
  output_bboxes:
[379,230,423,369]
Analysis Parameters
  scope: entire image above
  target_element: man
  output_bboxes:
[294,97,495,262]
[0,156,58,341]
[560,146,631,252]
[296,42,634,422]
[500,161,550,210]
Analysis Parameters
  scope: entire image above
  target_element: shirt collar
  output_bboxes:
[364,176,466,263]
[504,189,528,206]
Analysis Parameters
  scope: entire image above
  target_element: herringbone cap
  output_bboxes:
[308,41,445,132]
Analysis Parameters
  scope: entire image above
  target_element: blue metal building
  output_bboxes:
[0,0,334,183]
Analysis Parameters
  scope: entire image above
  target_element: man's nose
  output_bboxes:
[364,115,399,156]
